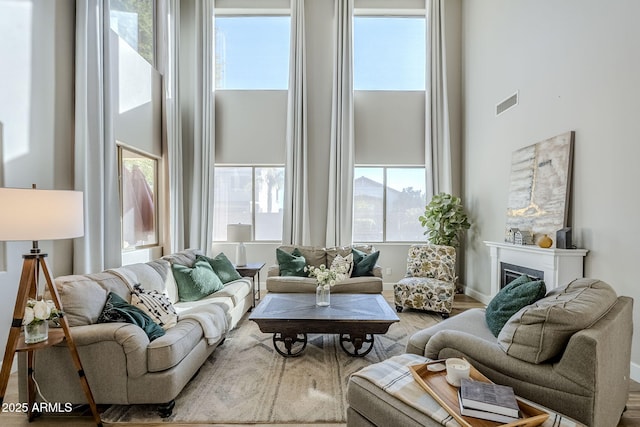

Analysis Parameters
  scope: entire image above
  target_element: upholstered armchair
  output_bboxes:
[393,244,457,318]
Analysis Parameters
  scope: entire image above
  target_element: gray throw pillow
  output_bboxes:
[485,274,547,337]
[498,278,618,364]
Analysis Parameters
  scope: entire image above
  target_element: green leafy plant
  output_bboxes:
[419,193,470,247]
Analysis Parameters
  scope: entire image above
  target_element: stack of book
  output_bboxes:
[457,378,521,423]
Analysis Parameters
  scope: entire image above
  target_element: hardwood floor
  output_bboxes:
[1,293,637,426]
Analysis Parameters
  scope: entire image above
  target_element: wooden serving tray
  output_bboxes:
[409,360,549,427]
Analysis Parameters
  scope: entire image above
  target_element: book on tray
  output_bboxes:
[458,378,520,419]
[457,389,520,423]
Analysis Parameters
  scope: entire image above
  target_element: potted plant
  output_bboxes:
[419,193,470,248]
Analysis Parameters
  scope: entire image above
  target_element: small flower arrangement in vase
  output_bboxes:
[305,263,349,307]
[23,298,63,344]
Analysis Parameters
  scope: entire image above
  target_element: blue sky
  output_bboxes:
[215,16,425,90]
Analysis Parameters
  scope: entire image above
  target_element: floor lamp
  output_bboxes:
[227,224,252,267]
[0,186,102,426]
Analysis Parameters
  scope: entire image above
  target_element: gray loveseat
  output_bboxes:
[266,245,383,293]
[18,249,253,417]
[404,278,632,427]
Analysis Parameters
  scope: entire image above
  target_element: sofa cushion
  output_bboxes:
[146,318,204,372]
[130,285,178,330]
[352,248,380,277]
[485,274,546,337]
[279,245,326,268]
[276,248,308,277]
[198,253,242,284]
[172,259,224,302]
[498,278,618,364]
[161,248,204,267]
[52,276,109,326]
[331,253,354,277]
[98,292,165,341]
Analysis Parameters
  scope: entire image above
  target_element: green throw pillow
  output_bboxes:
[198,253,242,284]
[98,292,165,341]
[351,248,380,277]
[485,274,547,337]
[172,259,224,302]
[276,248,308,277]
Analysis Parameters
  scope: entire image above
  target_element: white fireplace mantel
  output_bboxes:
[485,241,588,297]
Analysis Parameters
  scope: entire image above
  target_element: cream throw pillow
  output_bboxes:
[330,253,354,278]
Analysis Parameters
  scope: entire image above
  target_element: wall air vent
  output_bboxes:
[496,91,519,116]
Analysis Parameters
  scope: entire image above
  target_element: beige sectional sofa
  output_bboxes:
[18,249,253,417]
[266,245,383,293]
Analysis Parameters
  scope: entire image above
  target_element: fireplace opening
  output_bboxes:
[500,262,544,288]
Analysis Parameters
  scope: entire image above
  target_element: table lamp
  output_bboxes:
[0,186,103,426]
[227,223,252,267]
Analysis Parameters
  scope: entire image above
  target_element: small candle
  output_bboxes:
[445,358,471,387]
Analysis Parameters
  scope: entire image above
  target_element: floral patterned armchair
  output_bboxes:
[393,244,457,318]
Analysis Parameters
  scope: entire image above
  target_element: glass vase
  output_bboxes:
[24,321,48,344]
[316,284,330,307]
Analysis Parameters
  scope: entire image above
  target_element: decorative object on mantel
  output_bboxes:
[505,131,574,247]
[537,234,553,249]
[556,227,573,249]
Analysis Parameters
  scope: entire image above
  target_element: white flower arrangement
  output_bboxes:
[23,298,62,326]
[305,263,349,288]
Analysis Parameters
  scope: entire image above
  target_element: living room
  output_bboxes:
[0,0,638,426]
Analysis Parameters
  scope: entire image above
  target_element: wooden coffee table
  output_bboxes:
[249,293,399,357]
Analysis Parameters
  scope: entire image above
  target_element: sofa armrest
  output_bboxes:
[372,265,383,278]
[64,323,150,377]
[267,265,280,277]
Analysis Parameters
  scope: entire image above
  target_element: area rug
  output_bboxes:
[101,303,442,424]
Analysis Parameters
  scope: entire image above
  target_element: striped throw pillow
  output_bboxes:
[130,285,178,330]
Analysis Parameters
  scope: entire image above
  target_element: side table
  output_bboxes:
[234,262,266,308]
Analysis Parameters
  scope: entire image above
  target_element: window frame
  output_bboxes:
[213,164,285,242]
[353,165,426,243]
[117,144,160,251]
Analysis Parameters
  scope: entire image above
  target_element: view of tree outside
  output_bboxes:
[353,167,426,242]
[213,166,284,241]
[109,0,154,66]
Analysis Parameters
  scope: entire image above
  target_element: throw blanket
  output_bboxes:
[352,354,583,427]
[178,304,228,345]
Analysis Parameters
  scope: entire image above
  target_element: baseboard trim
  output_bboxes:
[464,287,492,305]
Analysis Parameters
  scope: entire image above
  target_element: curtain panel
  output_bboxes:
[326,0,355,247]
[74,0,121,273]
[282,0,311,246]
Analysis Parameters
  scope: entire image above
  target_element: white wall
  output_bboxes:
[0,0,75,371]
[462,0,640,373]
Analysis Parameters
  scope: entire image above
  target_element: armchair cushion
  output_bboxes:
[405,244,456,282]
[498,278,618,364]
[485,274,546,337]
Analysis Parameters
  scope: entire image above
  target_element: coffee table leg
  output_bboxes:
[339,333,374,357]
[272,332,307,357]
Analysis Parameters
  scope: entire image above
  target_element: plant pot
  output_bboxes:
[24,321,48,344]
[316,284,330,307]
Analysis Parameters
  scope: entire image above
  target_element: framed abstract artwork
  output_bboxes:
[505,131,574,246]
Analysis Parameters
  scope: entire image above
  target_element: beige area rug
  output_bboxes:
[102,303,441,424]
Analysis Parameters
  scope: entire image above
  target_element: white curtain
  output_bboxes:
[185,0,216,255]
[74,0,121,273]
[282,0,310,246]
[157,0,185,253]
[326,0,355,247]
[425,0,453,199]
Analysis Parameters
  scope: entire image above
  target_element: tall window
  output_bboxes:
[353,16,425,90]
[119,147,158,249]
[353,167,426,242]
[215,16,290,89]
[213,166,285,241]
[109,0,155,66]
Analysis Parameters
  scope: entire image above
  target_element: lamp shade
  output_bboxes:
[227,223,252,242]
[0,188,84,241]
